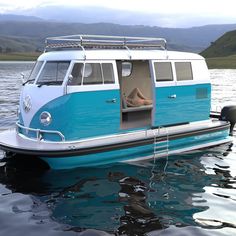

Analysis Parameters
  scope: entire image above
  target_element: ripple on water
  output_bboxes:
[0,66,236,235]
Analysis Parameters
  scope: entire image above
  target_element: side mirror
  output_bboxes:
[21,73,27,85]
[68,74,73,83]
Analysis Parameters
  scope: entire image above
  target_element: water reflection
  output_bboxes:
[193,143,236,231]
[0,141,235,235]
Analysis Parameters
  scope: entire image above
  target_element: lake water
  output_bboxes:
[0,62,236,236]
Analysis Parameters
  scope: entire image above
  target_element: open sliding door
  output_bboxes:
[117,60,154,130]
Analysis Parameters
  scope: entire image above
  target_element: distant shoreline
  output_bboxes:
[0,52,236,69]
[0,52,40,61]
[205,56,236,69]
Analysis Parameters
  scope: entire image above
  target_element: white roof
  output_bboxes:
[38,49,204,61]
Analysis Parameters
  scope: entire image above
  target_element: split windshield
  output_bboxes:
[27,61,44,84]
[36,61,70,85]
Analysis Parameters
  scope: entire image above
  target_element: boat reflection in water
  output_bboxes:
[1,141,236,235]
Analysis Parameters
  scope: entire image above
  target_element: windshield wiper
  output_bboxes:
[23,79,35,86]
[37,81,62,87]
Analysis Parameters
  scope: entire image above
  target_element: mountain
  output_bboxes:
[0,14,43,22]
[0,15,235,53]
[0,36,41,52]
[201,30,236,57]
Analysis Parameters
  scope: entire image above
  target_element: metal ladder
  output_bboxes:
[152,127,169,164]
[149,127,169,184]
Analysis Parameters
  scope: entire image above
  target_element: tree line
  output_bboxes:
[0,47,12,53]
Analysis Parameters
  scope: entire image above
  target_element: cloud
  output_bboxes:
[1,0,236,27]
[22,5,236,27]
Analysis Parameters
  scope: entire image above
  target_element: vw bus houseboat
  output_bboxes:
[0,35,235,169]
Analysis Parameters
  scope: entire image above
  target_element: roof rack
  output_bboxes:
[44,34,167,52]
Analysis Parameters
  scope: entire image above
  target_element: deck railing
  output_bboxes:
[16,122,65,142]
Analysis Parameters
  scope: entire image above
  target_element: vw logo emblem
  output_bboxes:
[23,95,32,112]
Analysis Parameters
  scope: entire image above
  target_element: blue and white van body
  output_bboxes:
[0,35,233,169]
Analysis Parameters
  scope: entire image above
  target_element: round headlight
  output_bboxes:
[40,112,52,126]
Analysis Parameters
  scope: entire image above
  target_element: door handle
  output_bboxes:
[168,94,177,99]
[106,98,117,103]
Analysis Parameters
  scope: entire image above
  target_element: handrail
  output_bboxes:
[44,34,167,52]
[16,122,65,142]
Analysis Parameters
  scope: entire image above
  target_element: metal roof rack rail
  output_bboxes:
[44,34,167,52]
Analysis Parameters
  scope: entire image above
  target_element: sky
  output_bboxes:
[0,0,236,27]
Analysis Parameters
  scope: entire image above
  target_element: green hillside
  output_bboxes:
[0,52,40,61]
[0,36,42,53]
[205,55,236,69]
[201,30,236,68]
[201,30,236,58]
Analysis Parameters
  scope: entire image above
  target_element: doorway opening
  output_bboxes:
[117,60,153,129]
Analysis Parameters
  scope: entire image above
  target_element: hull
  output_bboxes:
[0,119,231,169]
[41,131,230,169]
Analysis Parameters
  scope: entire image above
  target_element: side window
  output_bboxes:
[102,63,115,84]
[67,63,83,85]
[83,63,103,85]
[68,62,115,86]
[154,62,173,81]
[175,62,193,81]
